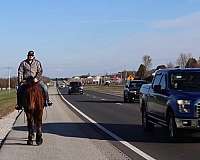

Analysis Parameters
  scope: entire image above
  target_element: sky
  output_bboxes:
[0,0,200,78]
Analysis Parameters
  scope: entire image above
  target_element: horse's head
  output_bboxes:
[26,76,35,85]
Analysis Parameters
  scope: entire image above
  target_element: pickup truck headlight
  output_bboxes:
[177,100,191,113]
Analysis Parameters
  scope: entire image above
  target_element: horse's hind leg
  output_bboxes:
[26,112,34,145]
[35,111,43,145]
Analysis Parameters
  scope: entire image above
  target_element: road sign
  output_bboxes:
[127,75,134,80]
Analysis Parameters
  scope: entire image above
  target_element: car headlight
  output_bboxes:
[80,86,83,89]
[177,100,191,113]
[69,87,72,89]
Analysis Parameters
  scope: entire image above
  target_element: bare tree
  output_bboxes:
[136,64,146,80]
[143,55,152,71]
[166,62,174,68]
[185,57,198,68]
[176,53,192,68]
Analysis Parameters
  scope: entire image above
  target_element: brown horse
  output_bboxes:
[23,76,45,145]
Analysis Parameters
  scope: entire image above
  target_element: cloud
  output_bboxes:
[152,11,200,29]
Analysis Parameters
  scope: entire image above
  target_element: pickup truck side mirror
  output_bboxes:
[153,85,161,93]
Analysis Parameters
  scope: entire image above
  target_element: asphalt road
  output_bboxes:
[0,87,131,160]
[59,87,200,160]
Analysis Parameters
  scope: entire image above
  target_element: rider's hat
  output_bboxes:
[27,51,34,56]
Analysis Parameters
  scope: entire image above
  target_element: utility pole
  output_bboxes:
[7,67,11,94]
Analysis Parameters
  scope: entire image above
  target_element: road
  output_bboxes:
[1,86,200,160]
[0,87,130,160]
[58,87,200,160]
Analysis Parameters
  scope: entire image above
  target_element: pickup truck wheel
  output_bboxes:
[168,112,177,138]
[124,97,127,103]
[142,108,154,131]
[124,94,129,103]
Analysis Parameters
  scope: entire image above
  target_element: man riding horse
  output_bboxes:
[16,50,52,110]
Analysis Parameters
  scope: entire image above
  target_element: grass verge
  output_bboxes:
[0,90,16,118]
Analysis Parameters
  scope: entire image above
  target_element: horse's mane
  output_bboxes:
[25,82,44,111]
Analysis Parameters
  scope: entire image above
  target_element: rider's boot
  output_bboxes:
[15,91,22,110]
[44,99,53,107]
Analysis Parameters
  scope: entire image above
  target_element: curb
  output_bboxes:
[0,110,23,149]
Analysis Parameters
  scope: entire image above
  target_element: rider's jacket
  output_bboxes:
[18,58,43,84]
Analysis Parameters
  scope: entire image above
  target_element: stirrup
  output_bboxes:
[48,102,53,106]
[15,105,22,110]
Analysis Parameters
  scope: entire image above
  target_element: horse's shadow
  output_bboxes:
[11,122,200,144]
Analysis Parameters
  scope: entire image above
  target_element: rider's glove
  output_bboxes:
[34,78,38,83]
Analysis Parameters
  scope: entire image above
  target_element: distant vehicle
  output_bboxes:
[124,80,146,103]
[68,81,83,95]
[104,80,111,86]
[140,68,200,138]
[58,82,66,88]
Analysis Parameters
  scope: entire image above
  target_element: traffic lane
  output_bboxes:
[59,88,200,160]
[60,87,141,124]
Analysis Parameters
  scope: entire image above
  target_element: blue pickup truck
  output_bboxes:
[140,68,200,137]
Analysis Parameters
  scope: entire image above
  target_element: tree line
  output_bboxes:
[135,53,200,81]
[0,77,17,89]
[0,76,51,89]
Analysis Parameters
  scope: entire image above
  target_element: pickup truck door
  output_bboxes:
[148,73,163,117]
[154,74,169,120]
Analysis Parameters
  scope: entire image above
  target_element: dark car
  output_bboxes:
[68,81,83,95]
[124,80,146,103]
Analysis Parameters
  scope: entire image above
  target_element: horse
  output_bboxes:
[22,76,45,145]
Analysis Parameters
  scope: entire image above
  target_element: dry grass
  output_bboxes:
[0,90,16,118]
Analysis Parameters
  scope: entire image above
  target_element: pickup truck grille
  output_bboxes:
[196,102,200,118]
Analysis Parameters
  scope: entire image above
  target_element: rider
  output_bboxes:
[15,51,52,110]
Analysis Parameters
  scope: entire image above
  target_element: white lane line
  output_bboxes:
[116,103,122,105]
[57,89,156,160]
[101,99,106,101]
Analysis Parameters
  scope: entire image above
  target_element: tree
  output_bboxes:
[136,64,146,80]
[166,62,174,68]
[143,55,152,71]
[176,53,191,68]
[185,58,198,68]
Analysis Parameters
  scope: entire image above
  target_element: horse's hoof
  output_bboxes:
[36,138,43,145]
[27,140,33,145]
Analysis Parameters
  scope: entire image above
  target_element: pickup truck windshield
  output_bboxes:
[129,82,144,89]
[70,82,82,87]
[170,71,200,91]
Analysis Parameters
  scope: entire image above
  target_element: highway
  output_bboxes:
[1,86,200,160]
[59,87,200,160]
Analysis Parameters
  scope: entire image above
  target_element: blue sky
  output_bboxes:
[1,0,200,78]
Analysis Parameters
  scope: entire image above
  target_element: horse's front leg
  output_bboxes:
[35,111,43,145]
[26,112,34,145]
